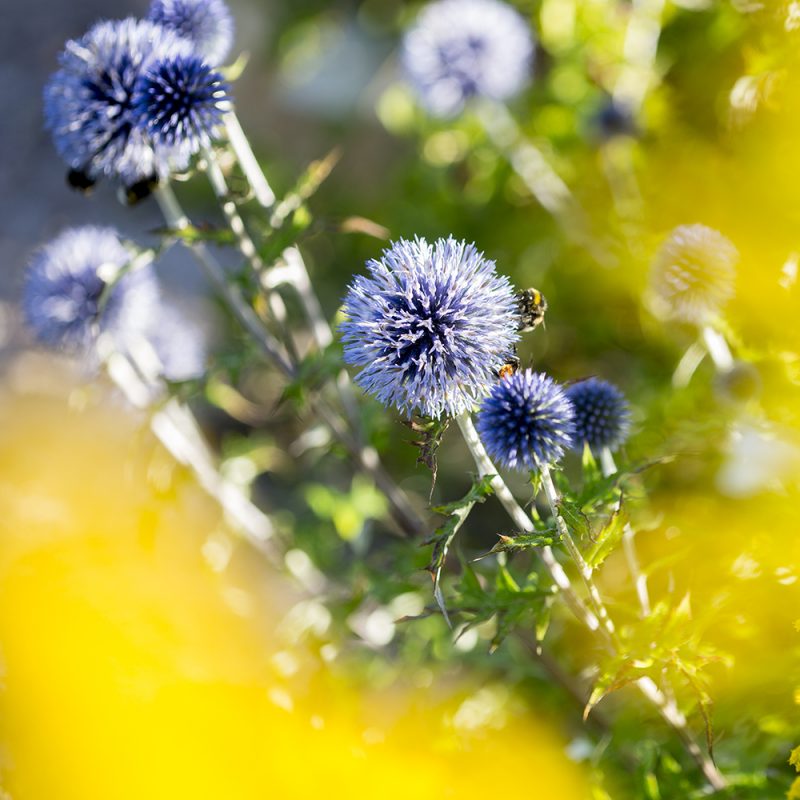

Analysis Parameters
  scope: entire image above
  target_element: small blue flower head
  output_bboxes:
[650,224,739,325]
[565,378,631,454]
[134,54,230,164]
[23,227,159,353]
[340,237,520,419]
[44,18,193,185]
[476,370,576,472]
[401,0,534,118]
[148,0,235,65]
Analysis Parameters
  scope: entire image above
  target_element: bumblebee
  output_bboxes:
[516,288,547,333]
[497,353,520,380]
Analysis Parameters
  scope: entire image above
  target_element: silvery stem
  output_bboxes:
[537,462,617,642]
[224,111,276,207]
[202,148,298,361]
[102,343,280,565]
[474,99,614,267]
[153,184,426,539]
[672,340,708,389]
[702,326,734,373]
[219,127,371,445]
[600,447,651,617]
[614,0,667,114]
[153,183,293,374]
[458,414,725,788]
[454,412,602,635]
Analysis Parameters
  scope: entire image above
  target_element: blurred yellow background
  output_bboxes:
[0,370,588,800]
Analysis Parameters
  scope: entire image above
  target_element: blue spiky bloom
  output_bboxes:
[401,0,534,118]
[565,378,631,454]
[340,237,519,419]
[23,227,159,353]
[148,0,235,65]
[44,19,192,185]
[650,224,738,324]
[476,370,575,472]
[134,55,230,163]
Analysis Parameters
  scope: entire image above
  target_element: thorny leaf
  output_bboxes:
[472,529,557,561]
[430,474,495,516]
[557,497,593,541]
[268,148,341,231]
[584,505,628,569]
[584,657,640,720]
[405,415,452,501]
[424,476,496,626]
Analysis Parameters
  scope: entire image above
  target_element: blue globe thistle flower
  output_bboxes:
[565,378,631,454]
[148,0,235,65]
[340,237,520,419]
[401,0,535,118]
[476,370,576,472]
[44,18,193,185]
[650,224,738,325]
[134,55,230,164]
[23,227,159,353]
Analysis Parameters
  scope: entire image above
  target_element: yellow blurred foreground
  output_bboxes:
[0,371,587,800]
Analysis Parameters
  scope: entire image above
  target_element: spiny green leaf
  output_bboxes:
[472,530,557,561]
[557,498,593,541]
[585,506,628,569]
[267,148,341,231]
[423,476,494,626]
[431,474,495,516]
[584,657,640,719]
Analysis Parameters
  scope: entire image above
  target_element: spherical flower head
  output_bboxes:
[23,227,159,353]
[565,378,631,454]
[148,0,235,65]
[134,54,230,163]
[44,18,193,185]
[476,370,576,472]
[401,0,534,118]
[340,237,520,419]
[649,224,738,324]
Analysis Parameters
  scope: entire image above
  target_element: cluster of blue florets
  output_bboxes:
[22,226,205,380]
[44,0,233,186]
[341,232,633,472]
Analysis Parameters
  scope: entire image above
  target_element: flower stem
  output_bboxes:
[202,148,299,362]
[454,412,602,634]
[102,341,281,565]
[600,446,651,617]
[474,99,614,267]
[153,183,426,540]
[702,326,734,373]
[537,462,618,644]
[461,412,727,791]
[224,111,276,207]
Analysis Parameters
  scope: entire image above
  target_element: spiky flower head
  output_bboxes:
[476,370,575,472]
[340,237,519,419]
[565,378,631,454]
[134,54,230,163]
[22,227,159,353]
[649,224,739,324]
[44,18,193,185]
[401,0,534,118]
[148,0,235,65]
